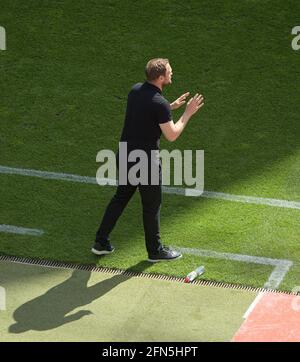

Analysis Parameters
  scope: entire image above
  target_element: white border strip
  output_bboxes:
[174,246,293,290]
[0,224,44,236]
[194,190,300,210]
[1,165,299,210]
[243,292,265,319]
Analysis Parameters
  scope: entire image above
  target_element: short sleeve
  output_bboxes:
[155,99,172,124]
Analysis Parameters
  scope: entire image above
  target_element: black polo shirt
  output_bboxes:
[119,81,172,150]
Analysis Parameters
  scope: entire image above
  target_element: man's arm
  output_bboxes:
[160,94,204,142]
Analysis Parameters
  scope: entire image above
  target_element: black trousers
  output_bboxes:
[95,155,162,255]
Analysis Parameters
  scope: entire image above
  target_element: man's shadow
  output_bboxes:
[9,261,151,334]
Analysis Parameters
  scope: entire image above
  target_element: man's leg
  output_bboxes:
[139,162,182,262]
[95,183,137,246]
[138,182,163,256]
[138,158,163,255]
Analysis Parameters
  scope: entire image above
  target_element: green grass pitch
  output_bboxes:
[0,0,299,291]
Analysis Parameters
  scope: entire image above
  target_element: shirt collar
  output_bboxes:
[145,81,162,94]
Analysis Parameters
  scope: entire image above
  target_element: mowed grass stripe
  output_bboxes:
[1,165,300,210]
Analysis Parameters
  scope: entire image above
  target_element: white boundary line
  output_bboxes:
[1,165,300,210]
[0,224,44,236]
[173,246,293,290]
[243,292,265,319]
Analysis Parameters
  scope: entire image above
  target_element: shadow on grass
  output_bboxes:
[9,260,151,334]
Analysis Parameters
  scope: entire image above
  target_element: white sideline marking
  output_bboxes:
[243,292,265,319]
[1,165,300,210]
[0,165,99,185]
[174,246,293,290]
[0,224,44,236]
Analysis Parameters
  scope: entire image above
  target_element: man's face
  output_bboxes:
[161,63,173,85]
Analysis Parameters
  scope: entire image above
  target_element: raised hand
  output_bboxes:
[185,93,204,117]
[170,92,190,110]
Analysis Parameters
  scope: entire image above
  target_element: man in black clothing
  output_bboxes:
[92,58,204,262]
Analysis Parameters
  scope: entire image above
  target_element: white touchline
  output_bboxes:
[0,224,44,236]
[173,246,293,290]
[1,165,300,210]
[183,189,300,210]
